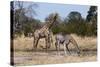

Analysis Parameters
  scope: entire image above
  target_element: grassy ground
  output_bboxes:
[12,34,97,66]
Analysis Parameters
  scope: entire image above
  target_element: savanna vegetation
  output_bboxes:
[11,1,97,38]
[10,1,97,65]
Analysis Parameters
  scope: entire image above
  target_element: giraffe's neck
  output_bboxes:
[46,16,56,29]
[40,14,57,31]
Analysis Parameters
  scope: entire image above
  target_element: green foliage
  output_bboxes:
[86,6,97,36]
[51,10,97,37]
[68,11,82,22]
[11,1,41,37]
[86,6,97,22]
[11,2,97,37]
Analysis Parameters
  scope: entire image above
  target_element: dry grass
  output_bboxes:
[12,34,97,66]
[13,34,97,51]
[70,34,97,50]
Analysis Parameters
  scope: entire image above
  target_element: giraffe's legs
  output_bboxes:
[48,34,51,48]
[45,36,50,52]
[33,37,39,51]
[46,34,51,47]
[49,32,53,47]
[66,42,71,55]
[55,42,57,51]
[56,41,60,55]
[64,43,67,55]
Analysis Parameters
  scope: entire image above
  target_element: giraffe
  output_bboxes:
[33,13,58,51]
[55,33,80,56]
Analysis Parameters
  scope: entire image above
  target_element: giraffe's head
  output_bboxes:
[53,13,58,20]
[45,13,58,22]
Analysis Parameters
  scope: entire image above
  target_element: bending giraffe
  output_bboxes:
[55,33,80,56]
[33,13,58,51]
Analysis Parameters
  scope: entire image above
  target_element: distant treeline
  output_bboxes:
[11,1,97,37]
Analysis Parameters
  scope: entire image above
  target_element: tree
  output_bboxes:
[66,11,83,33]
[86,6,97,22]
[67,11,82,23]
[63,11,88,36]
[23,19,41,36]
[11,1,39,36]
[86,6,97,36]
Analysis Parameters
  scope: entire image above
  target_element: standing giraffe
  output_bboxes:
[33,13,58,51]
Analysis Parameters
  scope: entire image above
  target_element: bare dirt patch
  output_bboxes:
[12,34,97,66]
[13,50,97,66]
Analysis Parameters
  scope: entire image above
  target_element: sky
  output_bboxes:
[14,1,90,22]
[34,2,90,22]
